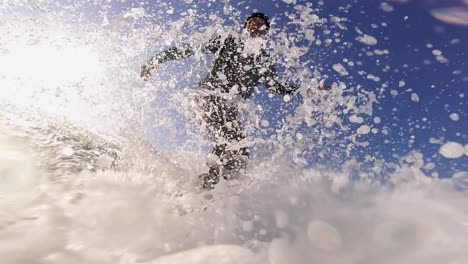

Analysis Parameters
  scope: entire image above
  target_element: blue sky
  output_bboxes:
[106,0,467,178]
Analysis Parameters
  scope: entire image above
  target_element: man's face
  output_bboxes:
[246,17,269,37]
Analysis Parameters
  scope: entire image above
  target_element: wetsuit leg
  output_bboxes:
[199,95,249,183]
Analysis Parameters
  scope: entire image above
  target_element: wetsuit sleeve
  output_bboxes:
[263,64,299,95]
[201,34,223,54]
[149,35,223,65]
[151,43,195,64]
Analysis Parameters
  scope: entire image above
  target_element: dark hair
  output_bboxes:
[244,12,270,30]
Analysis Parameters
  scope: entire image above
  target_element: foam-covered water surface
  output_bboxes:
[1,110,467,264]
[0,1,467,263]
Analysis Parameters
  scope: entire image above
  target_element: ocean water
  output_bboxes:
[0,1,467,263]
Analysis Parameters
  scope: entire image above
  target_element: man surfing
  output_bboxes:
[141,12,330,189]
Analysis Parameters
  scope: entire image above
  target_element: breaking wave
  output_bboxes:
[0,1,467,263]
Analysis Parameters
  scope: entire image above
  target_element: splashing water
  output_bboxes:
[0,1,467,264]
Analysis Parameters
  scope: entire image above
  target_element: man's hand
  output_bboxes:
[140,60,158,81]
[318,85,332,91]
[305,84,332,97]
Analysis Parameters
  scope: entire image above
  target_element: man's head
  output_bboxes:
[244,12,270,37]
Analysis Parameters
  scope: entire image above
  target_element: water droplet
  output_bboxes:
[380,2,395,12]
[432,49,442,56]
[357,125,371,135]
[450,113,460,121]
[296,133,304,140]
[349,115,364,124]
[332,63,349,76]
[356,34,378,46]
[439,142,465,159]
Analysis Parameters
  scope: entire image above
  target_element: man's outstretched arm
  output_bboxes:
[141,43,195,80]
[141,36,223,81]
[263,64,298,95]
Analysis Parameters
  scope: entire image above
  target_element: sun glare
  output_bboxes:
[0,43,101,85]
[0,27,104,109]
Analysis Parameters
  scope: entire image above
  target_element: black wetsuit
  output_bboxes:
[151,34,297,187]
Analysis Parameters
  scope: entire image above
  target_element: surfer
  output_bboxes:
[141,12,330,189]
